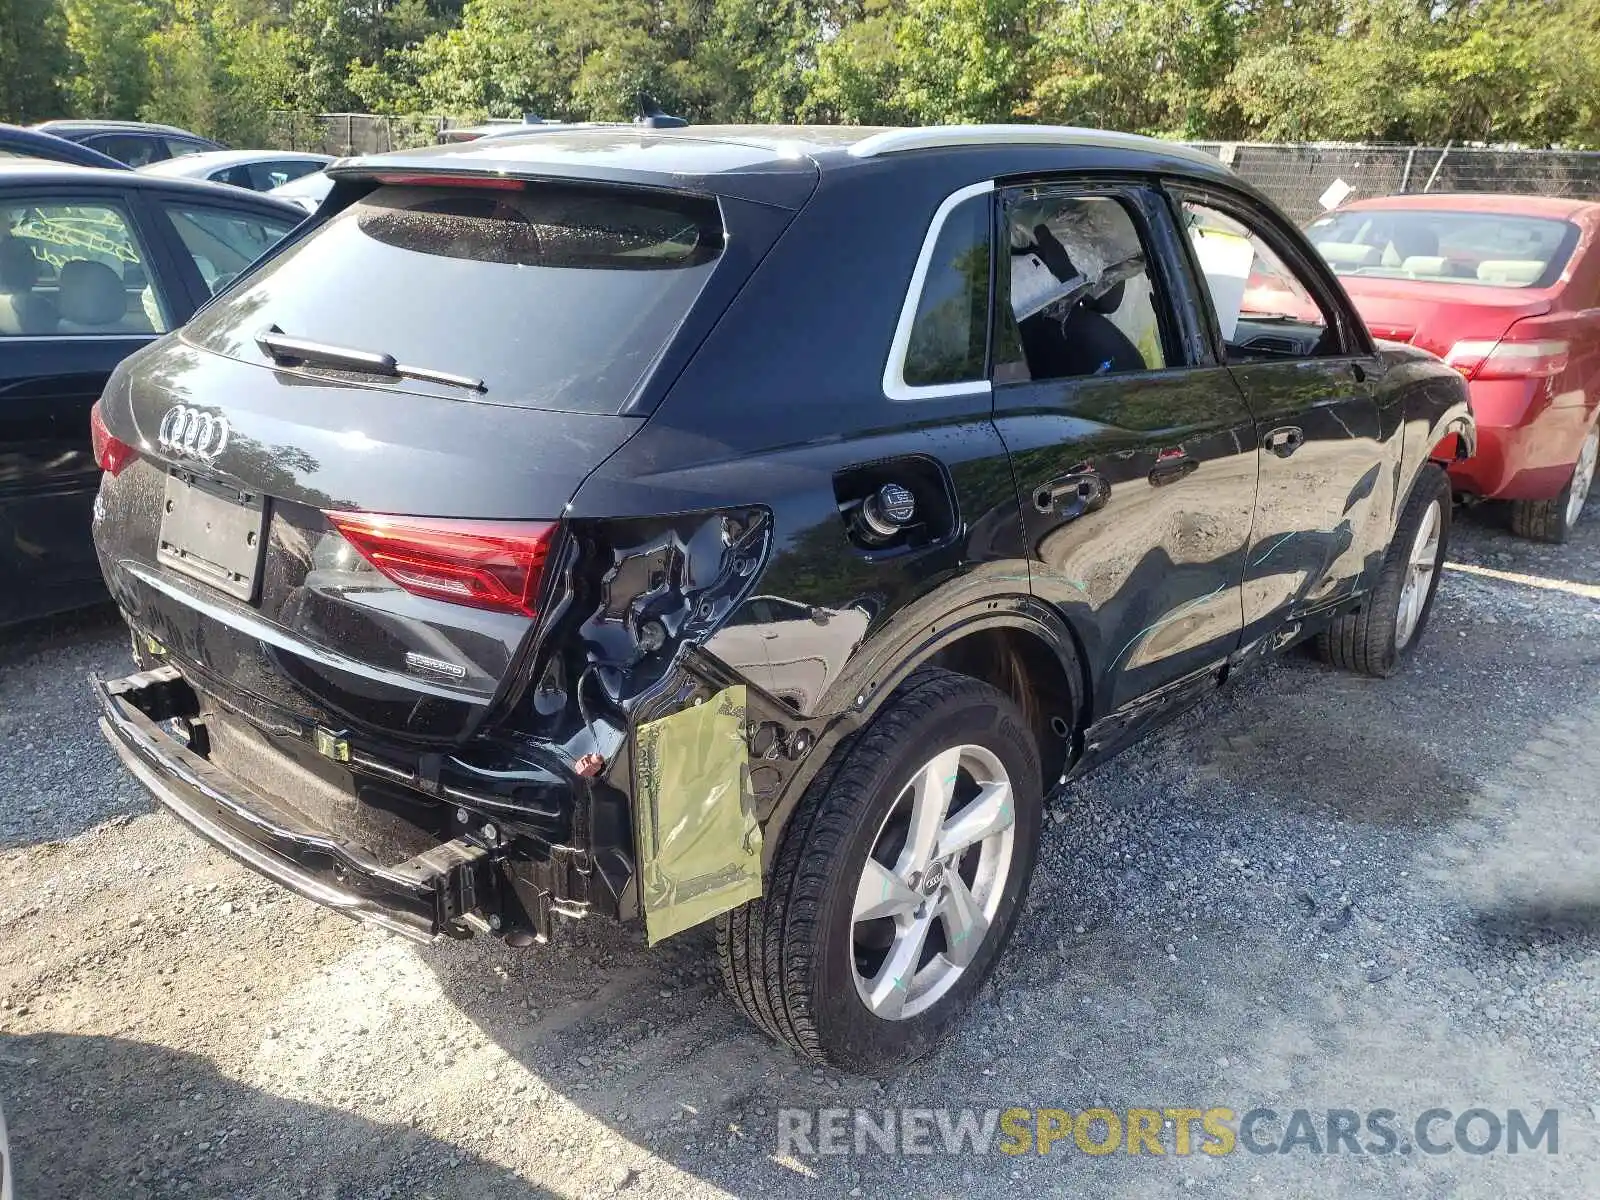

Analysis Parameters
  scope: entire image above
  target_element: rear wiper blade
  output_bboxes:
[255,328,486,393]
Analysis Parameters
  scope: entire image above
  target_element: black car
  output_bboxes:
[29,120,223,168]
[88,124,1473,1072]
[0,162,302,624]
[0,124,129,170]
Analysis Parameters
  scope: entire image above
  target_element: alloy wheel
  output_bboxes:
[1566,426,1598,530]
[850,744,1017,1021]
[1395,497,1443,650]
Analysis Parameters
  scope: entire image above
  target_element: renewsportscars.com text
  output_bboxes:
[777,1106,1559,1158]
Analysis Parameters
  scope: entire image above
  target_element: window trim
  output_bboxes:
[882,179,995,402]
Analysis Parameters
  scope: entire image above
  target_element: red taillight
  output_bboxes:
[1444,337,1569,381]
[89,400,136,476]
[370,172,523,189]
[326,512,556,617]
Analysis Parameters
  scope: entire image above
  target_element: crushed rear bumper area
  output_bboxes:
[95,665,500,943]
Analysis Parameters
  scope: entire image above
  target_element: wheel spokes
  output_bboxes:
[853,858,922,923]
[861,912,934,1019]
[939,872,989,969]
[937,780,1015,861]
[898,745,961,876]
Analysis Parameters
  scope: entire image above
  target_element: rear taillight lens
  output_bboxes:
[325,511,556,617]
[89,400,136,476]
[1444,338,1570,381]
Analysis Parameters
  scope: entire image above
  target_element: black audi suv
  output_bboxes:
[88,124,1472,1071]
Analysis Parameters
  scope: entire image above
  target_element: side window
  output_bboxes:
[0,199,171,337]
[159,203,297,296]
[163,138,207,160]
[993,190,1169,383]
[900,193,992,389]
[208,166,255,190]
[253,161,319,191]
[93,134,168,167]
[1180,200,1340,362]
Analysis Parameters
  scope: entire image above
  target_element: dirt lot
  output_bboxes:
[3,504,1598,1199]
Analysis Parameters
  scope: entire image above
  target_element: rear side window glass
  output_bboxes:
[0,200,170,336]
[86,134,164,167]
[186,182,726,414]
[159,203,298,295]
[902,194,992,388]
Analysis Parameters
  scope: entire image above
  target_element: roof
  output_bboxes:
[1339,192,1600,220]
[0,159,307,214]
[0,124,129,170]
[333,123,1240,209]
[32,119,211,139]
[138,149,335,177]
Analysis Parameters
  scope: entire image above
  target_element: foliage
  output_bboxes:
[2,0,1600,148]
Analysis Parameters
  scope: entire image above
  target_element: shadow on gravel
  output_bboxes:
[2,1032,553,1200]
[0,603,124,670]
[1472,900,1600,949]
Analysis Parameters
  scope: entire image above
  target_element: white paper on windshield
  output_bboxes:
[1189,229,1254,342]
[1318,178,1353,210]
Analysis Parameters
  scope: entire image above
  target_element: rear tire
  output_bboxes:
[1508,424,1598,544]
[716,668,1043,1072]
[1317,464,1451,678]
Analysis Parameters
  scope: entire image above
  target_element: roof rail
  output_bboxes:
[847,123,1165,159]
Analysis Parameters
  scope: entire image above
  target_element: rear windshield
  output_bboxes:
[1306,208,1579,288]
[186,181,725,413]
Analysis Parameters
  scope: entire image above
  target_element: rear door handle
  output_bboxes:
[1263,426,1305,458]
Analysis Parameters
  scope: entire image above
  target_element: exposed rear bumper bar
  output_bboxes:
[94,666,490,943]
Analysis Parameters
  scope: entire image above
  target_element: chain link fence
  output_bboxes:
[1187,142,1600,222]
[263,116,1600,221]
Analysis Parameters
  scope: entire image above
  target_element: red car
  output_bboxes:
[1301,194,1600,542]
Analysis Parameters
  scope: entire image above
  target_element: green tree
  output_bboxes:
[63,0,155,117]
[0,0,69,121]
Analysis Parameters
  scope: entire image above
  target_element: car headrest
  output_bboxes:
[1390,227,1439,260]
[1400,255,1448,277]
[58,260,127,326]
[1083,279,1125,314]
[0,238,39,292]
[1317,240,1377,267]
[1476,259,1544,285]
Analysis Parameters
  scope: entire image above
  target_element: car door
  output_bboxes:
[1168,187,1397,646]
[987,180,1257,745]
[0,184,182,623]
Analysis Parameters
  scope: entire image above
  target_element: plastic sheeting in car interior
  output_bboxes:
[1008,195,1166,370]
[634,684,762,943]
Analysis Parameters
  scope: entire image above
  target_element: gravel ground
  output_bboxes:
[3,503,1598,1199]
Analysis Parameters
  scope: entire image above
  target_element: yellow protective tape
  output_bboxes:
[634,685,762,944]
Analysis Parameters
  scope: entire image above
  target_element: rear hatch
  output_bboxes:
[93,154,812,747]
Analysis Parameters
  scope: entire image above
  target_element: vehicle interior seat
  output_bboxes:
[1400,255,1450,277]
[56,259,135,333]
[1317,240,1378,268]
[0,236,58,334]
[1381,226,1439,267]
[1477,259,1545,285]
[1017,224,1147,379]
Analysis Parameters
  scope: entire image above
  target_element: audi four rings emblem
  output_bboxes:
[157,405,229,463]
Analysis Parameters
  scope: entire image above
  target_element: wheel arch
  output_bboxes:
[758,595,1088,872]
